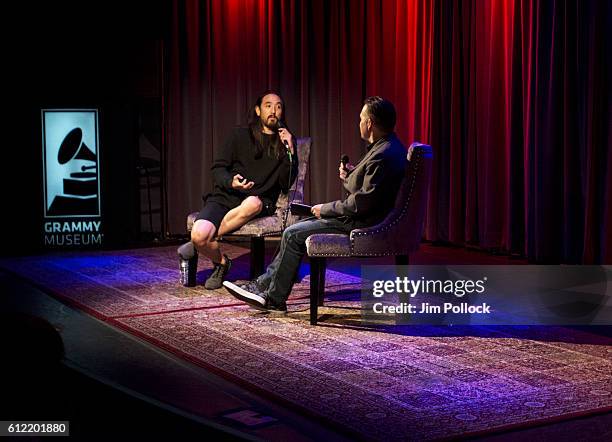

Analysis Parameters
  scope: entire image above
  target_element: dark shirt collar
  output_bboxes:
[366,132,395,151]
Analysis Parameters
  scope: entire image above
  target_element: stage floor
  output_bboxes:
[1,241,611,440]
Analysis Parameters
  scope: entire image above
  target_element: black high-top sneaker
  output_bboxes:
[204,254,232,289]
[223,281,287,313]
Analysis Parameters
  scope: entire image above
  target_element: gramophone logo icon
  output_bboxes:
[42,110,101,217]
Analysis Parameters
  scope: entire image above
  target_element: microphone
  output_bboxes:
[340,154,350,172]
[277,121,292,156]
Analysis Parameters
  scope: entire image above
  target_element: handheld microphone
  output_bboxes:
[340,154,350,171]
[277,121,292,156]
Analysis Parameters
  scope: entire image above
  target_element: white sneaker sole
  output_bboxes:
[223,281,266,308]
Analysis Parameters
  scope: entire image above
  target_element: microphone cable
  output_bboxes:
[281,143,297,231]
[277,122,298,231]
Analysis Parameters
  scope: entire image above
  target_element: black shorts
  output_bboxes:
[194,201,231,234]
[194,199,277,234]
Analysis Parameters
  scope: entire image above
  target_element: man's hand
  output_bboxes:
[338,162,355,180]
[311,204,323,219]
[278,128,295,155]
[231,174,255,190]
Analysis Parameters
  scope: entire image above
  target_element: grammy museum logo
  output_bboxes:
[42,110,104,247]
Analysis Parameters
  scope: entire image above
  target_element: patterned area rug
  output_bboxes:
[1,245,611,440]
[0,244,358,319]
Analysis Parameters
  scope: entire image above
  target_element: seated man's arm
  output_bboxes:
[211,131,237,191]
[319,155,388,219]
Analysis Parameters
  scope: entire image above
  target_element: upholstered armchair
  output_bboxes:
[187,137,311,278]
[305,143,433,324]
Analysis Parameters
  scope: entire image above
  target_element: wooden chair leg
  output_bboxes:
[250,236,265,279]
[318,258,326,306]
[310,257,324,325]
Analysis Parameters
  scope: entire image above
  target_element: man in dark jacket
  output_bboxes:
[179,92,298,289]
[224,96,407,311]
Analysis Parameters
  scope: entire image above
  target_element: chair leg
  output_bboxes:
[317,258,326,306]
[395,254,410,324]
[250,236,265,279]
[310,257,325,325]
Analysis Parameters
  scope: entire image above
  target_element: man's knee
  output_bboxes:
[241,196,263,217]
[191,220,216,248]
[283,221,305,242]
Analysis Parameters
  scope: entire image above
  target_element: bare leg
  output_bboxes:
[217,196,264,236]
[192,197,263,265]
[191,219,221,263]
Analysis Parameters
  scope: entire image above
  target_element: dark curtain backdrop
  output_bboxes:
[166,0,611,264]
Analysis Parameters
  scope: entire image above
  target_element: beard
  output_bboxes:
[262,115,279,132]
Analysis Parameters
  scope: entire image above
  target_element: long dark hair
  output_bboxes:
[248,90,289,159]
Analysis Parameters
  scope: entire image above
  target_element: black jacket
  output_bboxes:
[320,133,407,227]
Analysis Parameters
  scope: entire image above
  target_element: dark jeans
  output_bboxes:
[256,217,353,303]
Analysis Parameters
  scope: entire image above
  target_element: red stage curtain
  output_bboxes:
[167,0,611,263]
[428,0,611,263]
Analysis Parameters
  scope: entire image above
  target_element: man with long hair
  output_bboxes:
[224,97,407,312]
[179,91,298,289]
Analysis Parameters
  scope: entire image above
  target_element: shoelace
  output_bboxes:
[210,263,226,278]
[241,282,261,293]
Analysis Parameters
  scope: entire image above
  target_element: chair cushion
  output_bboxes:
[231,215,284,236]
[306,234,352,257]
[187,210,285,236]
